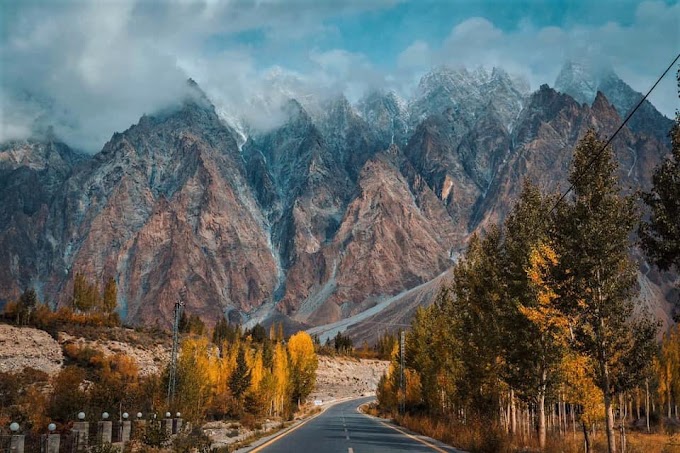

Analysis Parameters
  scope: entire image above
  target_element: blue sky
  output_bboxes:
[1,0,678,151]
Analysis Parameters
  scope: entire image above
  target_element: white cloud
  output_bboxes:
[0,0,398,151]
[0,0,677,152]
[397,40,432,69]
[397,1,679,117]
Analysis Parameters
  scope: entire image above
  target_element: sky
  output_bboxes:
[0,0,678,152]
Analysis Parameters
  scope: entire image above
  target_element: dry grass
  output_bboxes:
[381,411,680,453]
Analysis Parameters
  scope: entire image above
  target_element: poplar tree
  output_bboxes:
[551,130,656,453]
[101,277,117,313]
[501,181,564,447]
[229,345,252,404]
[640,74,680,276]
[287,331,317,406]
[451,229,505,417]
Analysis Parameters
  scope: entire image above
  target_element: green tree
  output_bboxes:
[451,229,506,417]
[501,181,565,447]
[229,345,252,404]
[333,332,353,354]
[250,323,267,343]
[15,288,38,325]
[640,73,680,277]
[551,130,656,453]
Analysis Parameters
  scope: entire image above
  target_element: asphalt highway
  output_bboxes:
[251,397,463,453]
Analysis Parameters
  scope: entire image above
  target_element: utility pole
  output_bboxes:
[400,330,405,415]
[167,288,186,406]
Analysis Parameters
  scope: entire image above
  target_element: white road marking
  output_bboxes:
[348,449,354,453]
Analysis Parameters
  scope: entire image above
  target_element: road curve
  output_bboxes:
[249,397,463,453]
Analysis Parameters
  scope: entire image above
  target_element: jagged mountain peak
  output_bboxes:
[281,98,311,124]
[554,60,672,142]
[183,77,214,111]
[591,90,620,118]
[554,60,618,104]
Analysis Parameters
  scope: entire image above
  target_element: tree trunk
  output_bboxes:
[582,421,591,453]
[511,389,517,435]
[596,270,616,453]
[645,379,650,434]
[619,424,626,453]
[604,390,617,453]
[538,392,546,449]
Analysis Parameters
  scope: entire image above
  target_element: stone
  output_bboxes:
[72,421,88,449]
[46,434,60,453]
[121,421,131,443]
[98,420,112,444]
[173,418,183,434]
[162,419,173,437]
[9,435,24,453]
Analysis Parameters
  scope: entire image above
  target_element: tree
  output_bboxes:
[72,272,97,312]
[15,288,38,325]
[333,331,353,354]
[451,229,506,417]
[48,367,89,422]
[287,331,317,406]
[175,337,214,423]
[561,352,605,453]
[551,130,656,453]
[658,327,680,418]
[229,345,252,405]
[250,323,267,343]
[640,71,680,276]
[501,181,566,447]
[272,342,290,416]
[101,277,117,313]
[517,243,570,448]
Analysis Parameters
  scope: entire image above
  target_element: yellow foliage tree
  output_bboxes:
[519,243,571,449]
[562,352,604,453]
[272,342,290,416]
[658,326,680,418]
[175,336,215,422]
[287,331,318,406]
[249,349,265,392]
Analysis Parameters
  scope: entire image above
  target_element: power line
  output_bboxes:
[548,52,680,216]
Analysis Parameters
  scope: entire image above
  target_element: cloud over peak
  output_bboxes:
[1,0,677,152]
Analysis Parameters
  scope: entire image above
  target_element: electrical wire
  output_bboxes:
[548,52,680,215]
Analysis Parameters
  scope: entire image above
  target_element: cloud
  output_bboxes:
[0,0,677,152]
[397,1,679,117]
[0,0,398,151]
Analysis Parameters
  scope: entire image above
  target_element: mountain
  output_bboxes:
[0,65,675,339]
[38,83,280,326]
[555,61,673,143]
[0,137,85,302]
[357,90,410,148]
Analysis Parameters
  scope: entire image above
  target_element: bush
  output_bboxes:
[173,427,211,453]
[142,421,169,448]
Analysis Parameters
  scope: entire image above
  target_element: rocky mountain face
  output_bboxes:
[0,138,85,302]
[0,66,675,334]
[555,61,673,142]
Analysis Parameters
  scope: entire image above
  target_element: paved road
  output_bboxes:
[251,397,463,453]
